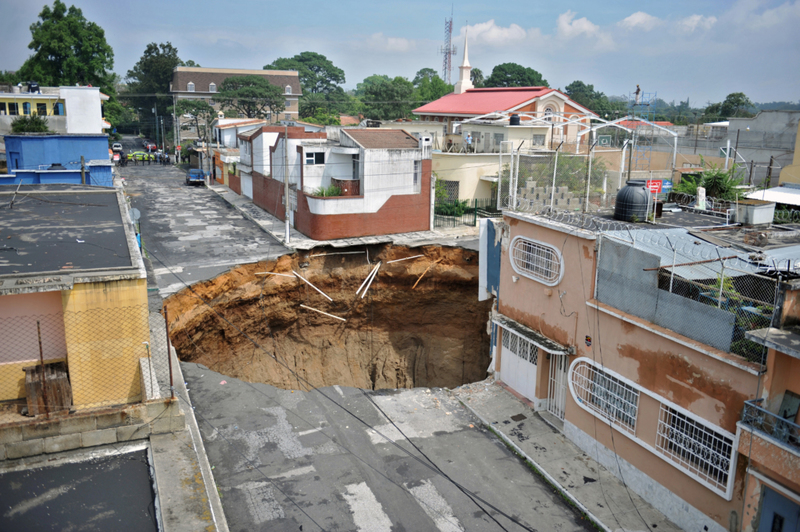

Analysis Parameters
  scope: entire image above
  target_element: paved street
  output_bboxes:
[118,135,289,296]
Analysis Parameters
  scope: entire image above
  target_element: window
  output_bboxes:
[285,100,291,108]
[208,99,215,106]
[570,360,638,434]
[209,82,216,92]
[352,154,360,181]
[285,113,291,120]
[8,102,18,115]
[510,236,563,286]
[54,102,63,115]
[413,160,420,189]
[502,329,538,365]
[0,102,5,115]
[36,103,47,115]
[544,107,554,122]
[655,405,734,494]
[285,85,292,94]
[532,134,546,146]
[187,82,195,92]
[22,102,31,115]
[305,152,325,165]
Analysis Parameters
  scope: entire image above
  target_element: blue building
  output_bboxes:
[3,134,113,187]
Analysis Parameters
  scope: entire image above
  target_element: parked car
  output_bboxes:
[144,142,157,152]
[128,151,154,161]
[111,142,122,152]
[185,168,206,186]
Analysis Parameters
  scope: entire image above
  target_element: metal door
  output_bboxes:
[758,487,800,532]
[500,329,538,403]
[548,354,569,420]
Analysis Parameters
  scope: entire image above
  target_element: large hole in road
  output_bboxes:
[166,245,494,391]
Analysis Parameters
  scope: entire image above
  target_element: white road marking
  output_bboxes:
[407,479,465,532]
[154,265,183,275]
[235,481,284,524]
[343,482,393,532]
[334,385,345,397]
[296,427,323,437]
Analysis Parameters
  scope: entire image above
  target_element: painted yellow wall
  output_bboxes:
[778,121,800,184]
[61,278,149,410]
[0,96,65,116]
[432,152,497,201]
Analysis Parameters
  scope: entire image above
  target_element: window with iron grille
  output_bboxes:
[441,180,459,201]
[502,329,538,365]
[510,236,563,286]
[532,134,546,146]
[655,405,734,495]
[570,360,638,434]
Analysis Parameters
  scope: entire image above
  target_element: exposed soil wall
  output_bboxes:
[165,245,493,391]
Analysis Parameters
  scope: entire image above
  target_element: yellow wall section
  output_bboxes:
[61,279,149,409]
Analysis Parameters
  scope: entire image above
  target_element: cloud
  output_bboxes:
[619,11,662,31]
[677,14,717,32]
[556,11,615,50]
[364,33,415,53]
[459,20,529,47]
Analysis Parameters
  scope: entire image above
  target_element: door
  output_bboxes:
[759,487,800,532]
[499,329,538,403]
[241,173,253,199]
[548,354,569,420]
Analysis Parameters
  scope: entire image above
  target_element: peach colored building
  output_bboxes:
[484,209,800,531]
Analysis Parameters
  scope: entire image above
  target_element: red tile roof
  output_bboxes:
[413,87,554,116]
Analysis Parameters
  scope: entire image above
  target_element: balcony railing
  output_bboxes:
[741,398,800,451]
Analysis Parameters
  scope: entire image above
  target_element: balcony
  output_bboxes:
[741,398,800,452]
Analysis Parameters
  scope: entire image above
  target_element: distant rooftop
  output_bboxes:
[344,129,419,149]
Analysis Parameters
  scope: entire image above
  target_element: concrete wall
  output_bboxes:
[432,152,496,201]
[60,87,104,134]
[496,214,761,531]
[4,134,109,174]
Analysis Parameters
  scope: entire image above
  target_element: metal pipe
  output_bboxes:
[361,262,381,299]
[387,254,425,264]
[293,270,333,301]
[549,141,564,212]
[255,271,295,277]
[164,306,174,399]
[37,321,49,419]
[356,262,381,295]
[300,304,346,322]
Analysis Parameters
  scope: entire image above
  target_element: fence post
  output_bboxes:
[36,321,49,419]
[164,306,175,399]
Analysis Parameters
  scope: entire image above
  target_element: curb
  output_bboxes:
[207,186,293,250]
[453,395,612,532]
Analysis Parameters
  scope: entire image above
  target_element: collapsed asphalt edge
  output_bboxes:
[452,394,612,532]
[171,346,230,532]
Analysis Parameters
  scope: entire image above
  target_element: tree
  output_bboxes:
[355,74,390,97]
[470,68,484,88]
[11,115,50,133]
[412,68,438,87]
[720,92,755,117]
[362,76,414,120]
[174,99,215,143]
[126,43,182,111]
[414,74,452,104]
[17,1,114,90]
[180,59,201,67]
[218,75,285,119]
[484,63,548,88]
[264,52,345,95]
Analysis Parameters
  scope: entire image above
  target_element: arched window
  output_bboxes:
[285,85,292,94]
[544,107,554,122]
[187,82,195,92]
[209,82,216,92]
[510,236,563,286]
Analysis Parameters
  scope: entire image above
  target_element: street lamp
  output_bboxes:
[152,107,158,149]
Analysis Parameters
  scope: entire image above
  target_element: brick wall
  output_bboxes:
[294,159,432,240]
[252,171,286,220]
[228,172,241,195]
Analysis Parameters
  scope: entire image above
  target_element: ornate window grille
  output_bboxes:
[656,405,734,495]
[502,329,538,365]
[510,236,563,286]
[570,360,638,435]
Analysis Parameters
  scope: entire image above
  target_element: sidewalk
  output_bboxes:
[451,379,682,532]
[207,183,480,251]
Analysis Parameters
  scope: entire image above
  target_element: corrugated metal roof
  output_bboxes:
[602,227,752,280]
[746,186,800,207]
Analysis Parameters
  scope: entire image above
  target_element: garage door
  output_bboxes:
[500,328,538,403]
[241,172,253,199]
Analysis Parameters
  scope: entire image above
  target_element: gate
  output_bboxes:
[548,354,569,420]
[499,328,538,403]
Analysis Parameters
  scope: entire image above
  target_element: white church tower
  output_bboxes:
[453,30,474,95]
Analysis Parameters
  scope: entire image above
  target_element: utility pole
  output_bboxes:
[583,139,598,213]
[284,125,291,244]
[153,107,158,148]
[766,155,774,188]
[80,155,86,185]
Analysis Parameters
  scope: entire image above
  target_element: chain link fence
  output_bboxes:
[0,305,173,425]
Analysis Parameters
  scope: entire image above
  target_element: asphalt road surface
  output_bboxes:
[118,135,289,296]
[184,363,594,532]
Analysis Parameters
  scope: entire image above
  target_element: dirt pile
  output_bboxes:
[165,245,493,391]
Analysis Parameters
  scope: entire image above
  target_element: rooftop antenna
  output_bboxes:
[440,6,457,84]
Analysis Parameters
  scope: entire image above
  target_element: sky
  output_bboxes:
[1,0,798,106]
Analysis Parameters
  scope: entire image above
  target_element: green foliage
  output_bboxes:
[434,174,448,202]
[354,74,390,97]
[563,80,625,115]
[264,52,345,95]
[470,68,484,88]
[412,68,438,87]
[174,99,216,142]
[702,92,755,121]
[361,76,414,120]
[484,63,548,88]
[674,162,743,200]
[302,110,340,126]
[180,59,201,67]
[11,114,50,133]
[299,88,360,118]
[218,75,285,119]
[17,1,115,90]
[125,42,183,138]
[413,74,452,104]
[435,200,470,216]
[313,185,341,197]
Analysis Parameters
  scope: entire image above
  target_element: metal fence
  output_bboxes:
[434,198,501,228]
[742,398,800,451]
[0,305,173,425]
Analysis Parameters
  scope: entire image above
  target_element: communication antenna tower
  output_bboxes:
[440,9,457,84]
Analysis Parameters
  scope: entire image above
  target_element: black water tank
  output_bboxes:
[509,114,521,126]
[614,180,649,222]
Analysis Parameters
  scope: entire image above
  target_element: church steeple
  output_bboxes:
[453,30,474,95]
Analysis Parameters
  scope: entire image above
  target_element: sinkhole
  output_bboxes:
[166,244,493,391]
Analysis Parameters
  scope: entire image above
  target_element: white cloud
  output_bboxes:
[619,11,662,31]
[725,0,800,29]
[364,33,415,53]
[556,11,615,50]
[677,14,718,32]
[458,20,529,47]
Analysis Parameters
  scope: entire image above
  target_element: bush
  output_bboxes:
[314,185,341,197]
[11,114,50,133]
[435,200,470,217]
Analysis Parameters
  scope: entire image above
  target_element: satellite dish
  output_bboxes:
[129,208,141,223]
